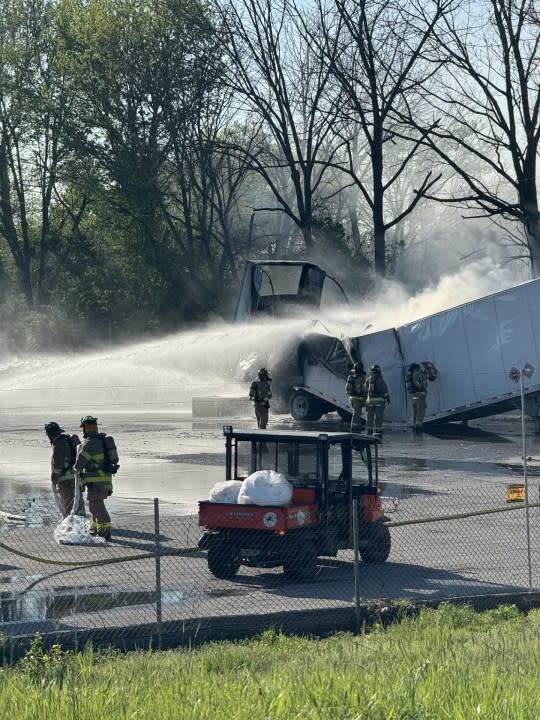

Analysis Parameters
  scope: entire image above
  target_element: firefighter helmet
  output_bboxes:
[80,415,98,427]
[258,367,270,380]
[44,421,63,434]
[353,362,364,373]
[370,364,381,374]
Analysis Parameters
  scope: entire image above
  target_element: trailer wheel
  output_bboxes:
[360,525,391,564]
[283,543,318,582]
[207,540,240,579]
[290,390,324,421]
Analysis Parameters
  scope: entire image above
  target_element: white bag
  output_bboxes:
[209,480,243,504]
[238,470,293,506]
[53,472,105,545]
[54,514,106,545]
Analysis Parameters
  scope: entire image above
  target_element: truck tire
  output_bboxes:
[207,540,240,579]
[290,390,324,421]
[283,542,318,582]
[360,524,391,564]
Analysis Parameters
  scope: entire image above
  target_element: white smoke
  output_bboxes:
[320,257,526,336]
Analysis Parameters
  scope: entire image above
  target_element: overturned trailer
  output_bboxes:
[234,261,540,426]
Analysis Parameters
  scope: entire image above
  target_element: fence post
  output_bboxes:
[520,373,533,589]
[352,497,361,633]
[154,497,162,649]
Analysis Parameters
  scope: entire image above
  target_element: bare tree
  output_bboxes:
[304,0,451,275]
[407,0,540,275]
[0,0,72,308]
[215,0,343,250]
[163,86,255,288]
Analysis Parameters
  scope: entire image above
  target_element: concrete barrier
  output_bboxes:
[192,397,251,417]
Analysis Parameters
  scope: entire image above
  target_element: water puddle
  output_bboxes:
[382,455,510,476]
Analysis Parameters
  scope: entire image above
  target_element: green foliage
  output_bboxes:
[0,607,539,719]
[17,634,73,684]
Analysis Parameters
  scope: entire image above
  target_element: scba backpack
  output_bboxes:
[59,433,81,473]
[99,433,120,475]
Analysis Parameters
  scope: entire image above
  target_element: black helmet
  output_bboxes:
[80,415,98,427]
[408,363,420,372]
[353,362,364,373]
[44,421,63,434]
[258,367,270,380]
[370,364,381,374]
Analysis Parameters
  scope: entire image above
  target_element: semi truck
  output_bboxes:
[234,260,540,427]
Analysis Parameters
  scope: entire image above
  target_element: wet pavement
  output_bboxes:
[0,407,538,517]
[1,407,539,638]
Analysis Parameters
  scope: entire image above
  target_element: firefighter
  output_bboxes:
[345,361,367,432]
[249,368,272,429]
[406,362,438,431]
[45,421,85,518]
[364,365,390,437]
[75,415,118,540]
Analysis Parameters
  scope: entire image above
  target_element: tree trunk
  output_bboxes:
[348,206,362,254]
[520,150,540,278]
[372,128,385,276]
[524,200,540,279]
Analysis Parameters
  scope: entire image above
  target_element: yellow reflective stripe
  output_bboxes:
[91,520,112,530]
[80,450,104,461]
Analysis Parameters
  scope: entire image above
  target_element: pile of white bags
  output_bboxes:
[238,470,293,506]
[209,471,293,506]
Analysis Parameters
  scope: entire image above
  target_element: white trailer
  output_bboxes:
[291,277,540,426]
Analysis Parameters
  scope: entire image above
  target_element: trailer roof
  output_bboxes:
[223,427,380,445]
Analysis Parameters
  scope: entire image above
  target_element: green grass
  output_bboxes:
[1,603,539,719]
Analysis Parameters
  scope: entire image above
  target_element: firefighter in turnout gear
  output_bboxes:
[45,421,85,518]
[249,368,272,429]
[406,362,438,431]
[364,365,390,437]
[345,361,367,432]
[75,416,119,541]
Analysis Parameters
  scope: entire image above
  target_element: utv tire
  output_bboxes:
[207,541,240,579]
[283,543,318,582]
[359,524,391,564]
[290,391,324,422]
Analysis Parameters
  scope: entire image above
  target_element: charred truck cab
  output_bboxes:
[198,426,391,581]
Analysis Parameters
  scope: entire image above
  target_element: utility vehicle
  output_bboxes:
[198,426,390,581]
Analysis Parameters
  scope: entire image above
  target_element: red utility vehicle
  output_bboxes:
[198,426,391,581]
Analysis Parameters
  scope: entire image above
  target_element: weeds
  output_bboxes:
[16,634,73,685]
[0,606,538,719]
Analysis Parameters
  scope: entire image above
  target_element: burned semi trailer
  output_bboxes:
[234,260,540,426]
[233,260,348,322]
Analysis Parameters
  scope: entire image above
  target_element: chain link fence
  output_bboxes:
[1,474,539,659]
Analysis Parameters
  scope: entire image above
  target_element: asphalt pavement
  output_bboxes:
[1,407,539,651]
